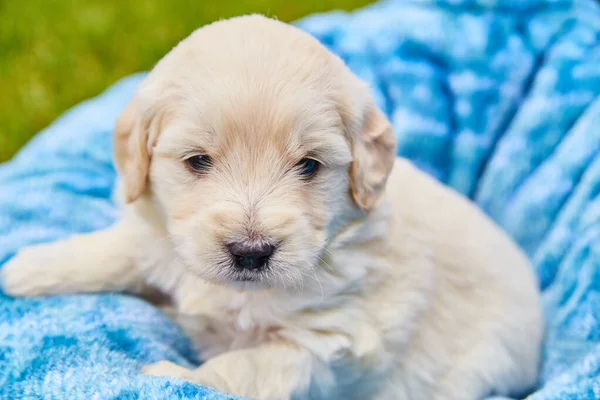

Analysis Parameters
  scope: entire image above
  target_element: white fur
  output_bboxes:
[2,15,542,400]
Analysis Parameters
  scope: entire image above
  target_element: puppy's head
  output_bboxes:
[114,15,396,289]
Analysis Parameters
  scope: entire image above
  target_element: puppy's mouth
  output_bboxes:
[191,254,273,289]
[229,269,264,282]
[178,243,319,291]
[221,266,274,290]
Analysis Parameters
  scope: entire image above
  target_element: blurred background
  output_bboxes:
[0,0,373,162]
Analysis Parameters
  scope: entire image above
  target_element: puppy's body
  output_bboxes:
[2,15,542,400]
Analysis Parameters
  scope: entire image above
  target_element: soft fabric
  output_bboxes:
[1,0,600,398]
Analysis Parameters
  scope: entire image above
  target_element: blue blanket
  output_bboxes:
[1,0,600,398]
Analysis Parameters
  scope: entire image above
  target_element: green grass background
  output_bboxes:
[0,0,372,161]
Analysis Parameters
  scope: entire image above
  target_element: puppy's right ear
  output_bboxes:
[113,98,151,203]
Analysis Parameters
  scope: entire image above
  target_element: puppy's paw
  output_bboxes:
[141,361,232,393]
[141,360,195,380]
[1,244,58,296]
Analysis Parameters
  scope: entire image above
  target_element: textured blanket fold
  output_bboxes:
[1,0,600,398]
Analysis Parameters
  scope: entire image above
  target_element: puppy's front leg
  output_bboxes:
[1,219,144,297]
[143,341,314,400]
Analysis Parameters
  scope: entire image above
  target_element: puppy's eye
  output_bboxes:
[185,155,212,173]
[297,158,320,179]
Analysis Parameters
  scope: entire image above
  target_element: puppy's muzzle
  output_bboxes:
[227,240,275,271]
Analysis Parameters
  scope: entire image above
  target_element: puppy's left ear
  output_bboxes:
[349,103,397,211]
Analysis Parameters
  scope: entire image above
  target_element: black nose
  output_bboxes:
[228,241,274,271]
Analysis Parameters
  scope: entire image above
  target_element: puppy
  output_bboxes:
[1,15,543,400]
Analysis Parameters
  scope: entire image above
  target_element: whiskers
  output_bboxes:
[306,260,325,303]
[164,230,338,304]
[271,241,336,303]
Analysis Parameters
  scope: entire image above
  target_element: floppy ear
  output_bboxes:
[113,98,152,203]
[349,104,397,211]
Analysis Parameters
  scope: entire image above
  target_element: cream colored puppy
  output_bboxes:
[2,15,542,400]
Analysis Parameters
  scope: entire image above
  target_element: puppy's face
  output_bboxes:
[114,16,396,290]
[151,80,352,289]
